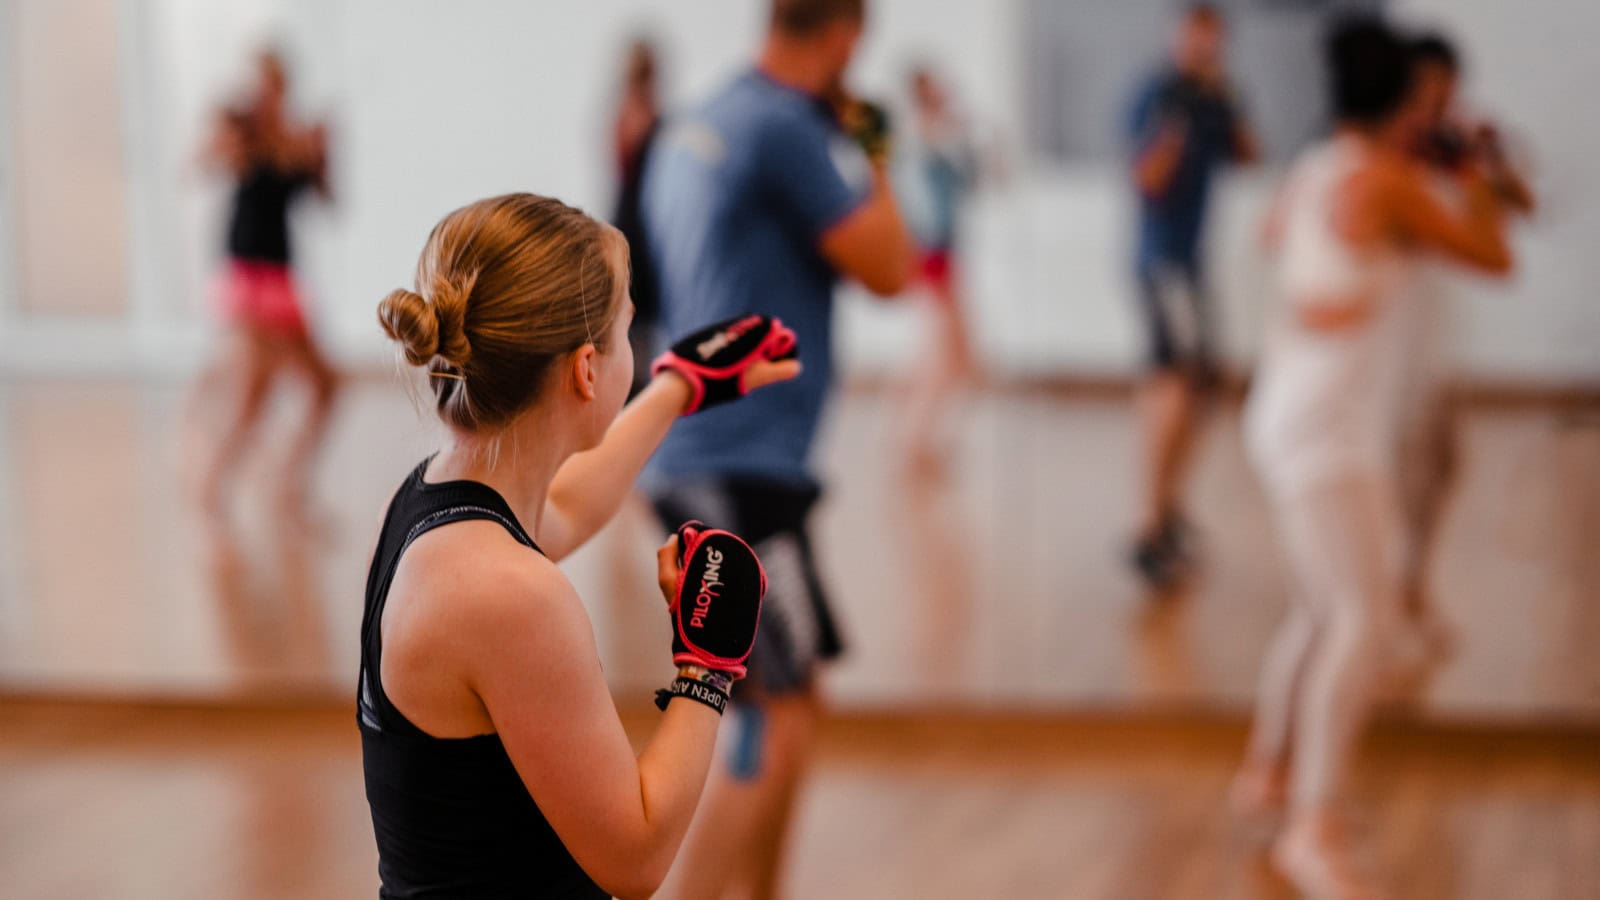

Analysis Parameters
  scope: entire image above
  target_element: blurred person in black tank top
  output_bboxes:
[187,49,338,518]
[364,193,798,898]
[610,37,665,396]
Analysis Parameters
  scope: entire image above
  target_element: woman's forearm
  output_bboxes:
[596,698,720,898]
[1461,176,1513,273]
[543,374,689,558]
[1134,125,1186,198]
[636,699,721,845]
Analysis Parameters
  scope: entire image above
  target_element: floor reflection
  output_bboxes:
[0,378,1594,724]
[201,505,334,694]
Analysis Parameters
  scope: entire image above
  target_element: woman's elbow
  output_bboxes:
[591,853,673,900]
[863,245,915,296]
[1477,245,1515,277]
[866,268,912,297]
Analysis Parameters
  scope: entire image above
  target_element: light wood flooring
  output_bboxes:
[1,377,1594,724]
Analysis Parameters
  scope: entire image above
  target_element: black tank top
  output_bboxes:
[227,162,312,264]
[612,122,660,324]
[359,460,607,899]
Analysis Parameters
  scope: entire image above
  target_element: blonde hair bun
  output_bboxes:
[377,288,439,366]
[376,193,622,431]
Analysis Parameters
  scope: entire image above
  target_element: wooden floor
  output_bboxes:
[2,700,1596,900]
[0,377,1597,724]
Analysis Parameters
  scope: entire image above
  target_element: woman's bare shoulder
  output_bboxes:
[390,522,586,657]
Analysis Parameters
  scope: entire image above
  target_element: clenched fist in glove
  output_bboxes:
[653,520,766,714]
[837,97,892,165]
[652,315,800,415]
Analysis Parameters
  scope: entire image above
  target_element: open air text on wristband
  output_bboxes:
[655,676,730,715]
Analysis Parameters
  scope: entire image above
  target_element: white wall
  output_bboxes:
[9,0,132,318]
[5,0,1596,385]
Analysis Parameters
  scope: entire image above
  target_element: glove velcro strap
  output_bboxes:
[654,676,730,715]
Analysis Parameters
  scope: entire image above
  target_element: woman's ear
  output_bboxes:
[571,343,599,401]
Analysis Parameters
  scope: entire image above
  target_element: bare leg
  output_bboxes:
[902,281,974,475]
[180,354,231,500]
[197,331,273,516]
[658,690,821,900]
[1136,370,1201,540]
[1399,394,1460,618]
[273,330,340,510]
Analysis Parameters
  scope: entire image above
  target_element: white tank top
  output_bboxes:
[1246,136,1416,488]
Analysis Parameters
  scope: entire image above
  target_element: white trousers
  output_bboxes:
[1247,468,1405,811]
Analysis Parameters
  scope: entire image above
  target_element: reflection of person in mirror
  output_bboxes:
[188,48,337,519]
[898,64,981,476]
[1234,19,1514,899]
[1123,2,1259,592]
[1388,32,1536,665]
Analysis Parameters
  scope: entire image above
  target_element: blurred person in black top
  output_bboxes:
[612,37,665,396]
[188,48,338,517]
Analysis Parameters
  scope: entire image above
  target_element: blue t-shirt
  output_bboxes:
[641,70,871,489]
[910,140,975,252]
[1127,68,1242,267]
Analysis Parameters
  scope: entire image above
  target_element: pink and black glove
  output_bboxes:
[655,521,766,715]
[652,315,798,415]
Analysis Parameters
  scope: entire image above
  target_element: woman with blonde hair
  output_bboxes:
[363,192,799,898]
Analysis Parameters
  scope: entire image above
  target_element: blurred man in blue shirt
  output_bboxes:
[1125,3,1258,589]
[641,0,914,894]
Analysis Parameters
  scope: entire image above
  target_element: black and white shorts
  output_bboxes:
[1134,256,1215,376]
[650,478,842,696]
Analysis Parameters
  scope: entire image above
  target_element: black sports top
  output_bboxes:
[612,122,660,324]
[226,161,313,264]
[359,460,606,899]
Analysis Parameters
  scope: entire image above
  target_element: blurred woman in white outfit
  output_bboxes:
[1232,18,1514,900]
[1391,33,1536,658]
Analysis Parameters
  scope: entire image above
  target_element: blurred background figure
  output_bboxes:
[1124,2,1258,592]
[640,0,913,895]
[1236,16,1513,898]
[611,35,666,396]
[186,48,337,519]
[1392,31,1536,661]
[897,63,981,476]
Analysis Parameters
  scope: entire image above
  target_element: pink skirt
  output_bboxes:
[216,260,308,334]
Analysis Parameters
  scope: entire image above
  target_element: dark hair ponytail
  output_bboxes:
[1325,16,1414,126]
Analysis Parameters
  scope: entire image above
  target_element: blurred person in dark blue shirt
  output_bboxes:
[639,0,915,895]
[1124,3,1258,590]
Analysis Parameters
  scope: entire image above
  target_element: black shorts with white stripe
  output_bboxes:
[650,478,842,696]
